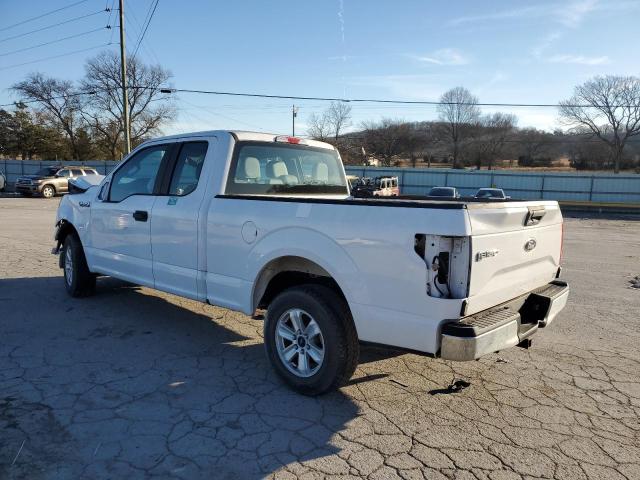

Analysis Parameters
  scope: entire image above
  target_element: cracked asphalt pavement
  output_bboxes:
[1,198,639,480]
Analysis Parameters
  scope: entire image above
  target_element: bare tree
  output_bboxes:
[518,128,550,166]
[326,101,352,142]
[437,87,481,168]
[307,112,331,141]
[12,73,84,159]
[470,113,517,169]
[360,118,411,166]
[81,50,175,159]
[307,101,351,144]
[559,75,640,173]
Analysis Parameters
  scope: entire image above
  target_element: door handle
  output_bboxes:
[133,210,148,222]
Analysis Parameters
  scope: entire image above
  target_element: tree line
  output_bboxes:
[308,76,640,173]
[0,50,174,161]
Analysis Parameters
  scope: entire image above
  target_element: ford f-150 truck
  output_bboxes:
[52,131,569,395]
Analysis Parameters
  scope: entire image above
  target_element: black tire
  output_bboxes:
[42,185,55,198]
[62,234,96,297]
[264,284,359,396]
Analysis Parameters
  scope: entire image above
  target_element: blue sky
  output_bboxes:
[1,0,639,135]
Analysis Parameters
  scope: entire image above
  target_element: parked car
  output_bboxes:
[428,186,460,198]
[475,188,509,199]
[0,170,5,192]
[351,176,400,197]
[15,166,99,198]
[53,131,569,395]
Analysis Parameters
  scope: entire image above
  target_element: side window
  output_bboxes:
[71,169,83,177]
[57,169,71,178]
[109,145,169,202]
[169,142,208,196]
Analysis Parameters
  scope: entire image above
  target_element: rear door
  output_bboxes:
[87,143,175,287]
[465,201,563,314]
[150,140,211,300]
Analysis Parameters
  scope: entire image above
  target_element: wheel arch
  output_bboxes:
[252,255,350,315]
[55,220,80,268]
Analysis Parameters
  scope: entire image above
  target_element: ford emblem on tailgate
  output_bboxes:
[524,239,537,251]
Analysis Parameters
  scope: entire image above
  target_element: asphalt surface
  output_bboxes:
[0,197,639,480]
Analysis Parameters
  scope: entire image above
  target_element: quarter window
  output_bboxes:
[109,145,169,202]
[169,142,208,196]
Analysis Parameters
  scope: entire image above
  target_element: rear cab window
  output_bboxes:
[225,142,348,196]
[169,142,208,196]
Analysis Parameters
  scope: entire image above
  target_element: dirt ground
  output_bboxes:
[0,197,639,480]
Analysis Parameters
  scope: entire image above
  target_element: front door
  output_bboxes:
[151,141,211,300]
[87,144,173,287]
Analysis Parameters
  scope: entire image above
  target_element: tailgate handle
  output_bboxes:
[524,207,546,226]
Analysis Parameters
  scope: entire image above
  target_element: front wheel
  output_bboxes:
[42,185,55,198]
[264,285,359,395]
[62,234,95,297]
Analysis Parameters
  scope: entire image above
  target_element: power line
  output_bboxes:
[131,0,159,60]
[4,84,640,110]
[0,27,109,57]
[0,0,92,33]
[0,42,115,72]
[126,4,161,64]
[158,88,640,109]
[0,9,108,44]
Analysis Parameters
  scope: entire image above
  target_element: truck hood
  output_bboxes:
[18,175,49,181]
[68,174,104,193]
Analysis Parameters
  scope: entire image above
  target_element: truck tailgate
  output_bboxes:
[465,201,563,315]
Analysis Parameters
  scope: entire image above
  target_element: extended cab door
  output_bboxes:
[86,143,175,287]
[150,140,211,300]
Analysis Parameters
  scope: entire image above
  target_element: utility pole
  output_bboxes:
[292,105,298,136]
[119,0,131,154]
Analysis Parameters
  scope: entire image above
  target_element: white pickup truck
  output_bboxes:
[53,131,569,395]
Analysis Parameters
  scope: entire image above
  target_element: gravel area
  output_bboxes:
[0,197,639,480]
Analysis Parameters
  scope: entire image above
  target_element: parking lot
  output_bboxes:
[0,197,639,480]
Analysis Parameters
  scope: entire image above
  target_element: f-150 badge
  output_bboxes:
[475,249,499,261]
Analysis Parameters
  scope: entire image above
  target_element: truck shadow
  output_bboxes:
[0,276,361,479]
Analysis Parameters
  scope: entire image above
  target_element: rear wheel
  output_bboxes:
[62,234,95,297]
[264,285,359,395]
[42,185,55,198]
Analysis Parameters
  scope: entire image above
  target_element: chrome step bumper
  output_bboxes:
[440,280,569,361]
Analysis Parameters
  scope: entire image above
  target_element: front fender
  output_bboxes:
[246,226,369,307]
[54,188,96,248]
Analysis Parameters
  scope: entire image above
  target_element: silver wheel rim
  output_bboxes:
[275,308,325,378]
[43,186,53,198]
[64,244,73,286]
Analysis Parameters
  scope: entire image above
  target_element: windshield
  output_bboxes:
[429,187,455,197]
[35,167,59,177]
[226,142,348,195]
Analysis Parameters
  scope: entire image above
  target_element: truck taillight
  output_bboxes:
[275,135,305,144]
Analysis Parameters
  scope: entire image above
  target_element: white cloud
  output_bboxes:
[409,48,469,66]
[531,31,563,58]
[559,0,598,27]
[546,54,610,65]
[450,0,600,28]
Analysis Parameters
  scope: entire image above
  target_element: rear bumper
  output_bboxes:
[440,280,569,361]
